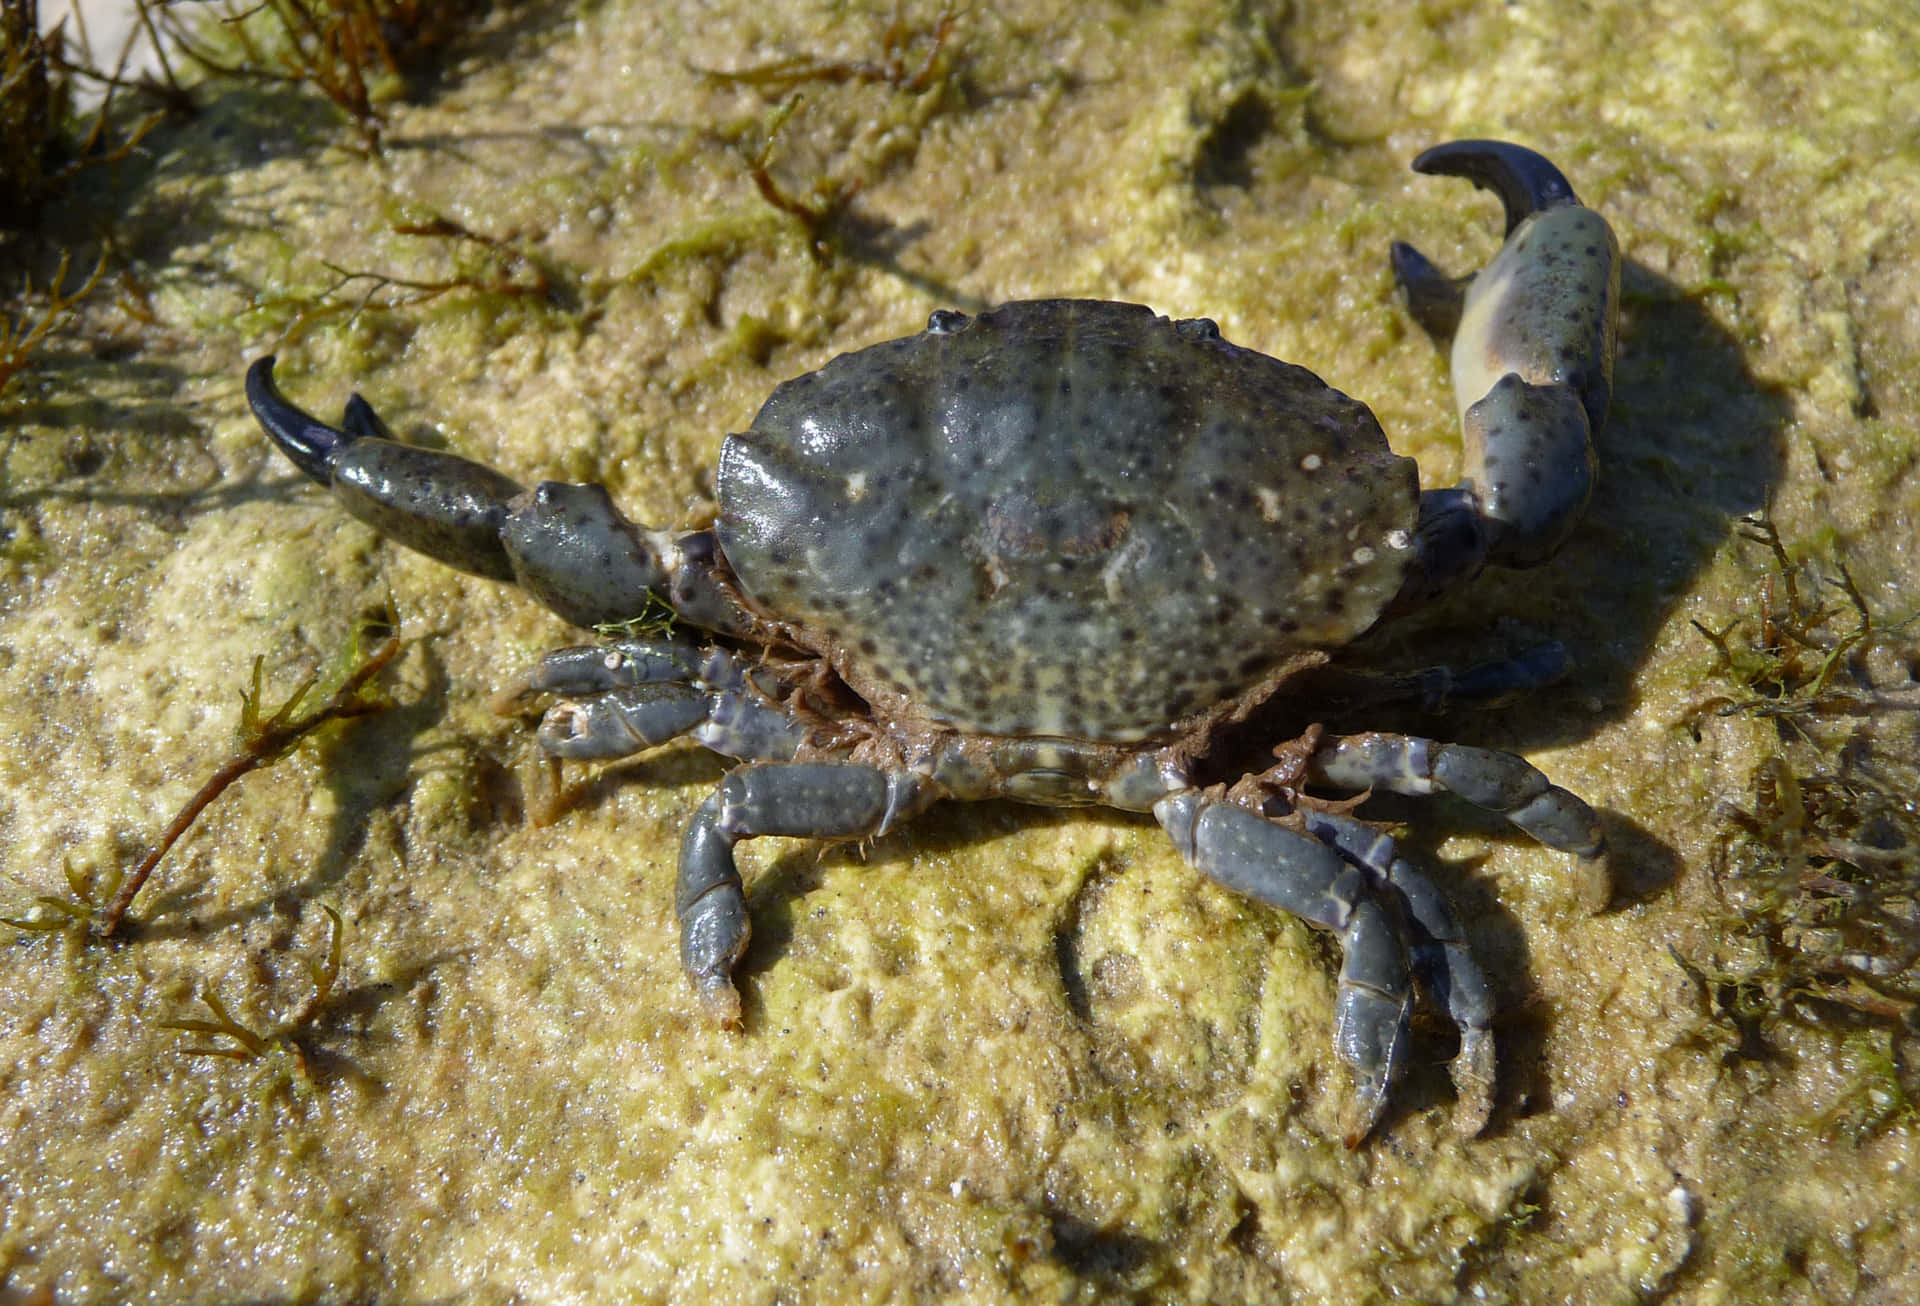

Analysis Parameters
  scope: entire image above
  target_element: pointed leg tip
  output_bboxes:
[1339,1078,1390,1148]
[1389,238,1433,273]
[1452,1099,1493,1141]
[1411,138,1559,183]
[243,355,287,424]
[1410,138,1501,176]
[696,976,744,1029]
[1451,1031,1497,1138]
[1389,240,1440,292]
[342,391,395,442]
[1574,847,1612,914]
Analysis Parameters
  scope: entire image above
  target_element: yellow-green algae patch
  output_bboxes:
[4,0,1920,1302]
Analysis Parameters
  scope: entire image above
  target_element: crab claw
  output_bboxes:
[1391,141,1620,582]
[247,354,357,486]
[248,357,707,629]
[1409,138,1581,236]
[247,355,526,582]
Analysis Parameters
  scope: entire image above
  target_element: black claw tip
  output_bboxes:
[245,355,351,487]
[1412,139,1579,236]
[1389,239,1466,341]
[341,391,400,443]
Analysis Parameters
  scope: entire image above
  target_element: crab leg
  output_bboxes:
[533,682,712,759]
[1313,642,1572,714]
[1153,791,1413,1145]
[1308,731,1609,909]
[1390,140,1620,595]
[246,357,753,632]
[1301,808,1496,1136]
[497,640,808,764]
[499,639,710,698]
[678,763,937,1024]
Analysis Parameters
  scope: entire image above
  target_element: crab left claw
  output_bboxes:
[1391,140,1621,598]
[246,356,760,632]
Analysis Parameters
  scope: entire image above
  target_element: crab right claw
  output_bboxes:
[1392,140,1620,578]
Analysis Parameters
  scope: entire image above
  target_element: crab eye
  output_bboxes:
[926,309,971,335]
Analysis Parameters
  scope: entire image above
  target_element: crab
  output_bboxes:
[245,139,1619,1143]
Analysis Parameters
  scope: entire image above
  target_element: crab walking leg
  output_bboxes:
[677,764,938,1024]
[498,642,808,764]
[1302,809,1498,1136]
[1309,732,1610,910]
[497,639,710,700]
[1154,791,1413,1145]
[1314,642,1572,715]
[530,682,710,759]
[246,357,753,631]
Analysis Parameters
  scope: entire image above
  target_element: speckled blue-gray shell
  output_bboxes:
[716,300,1418,741]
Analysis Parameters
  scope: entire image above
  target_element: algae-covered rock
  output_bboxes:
[3,1,1917,1302]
